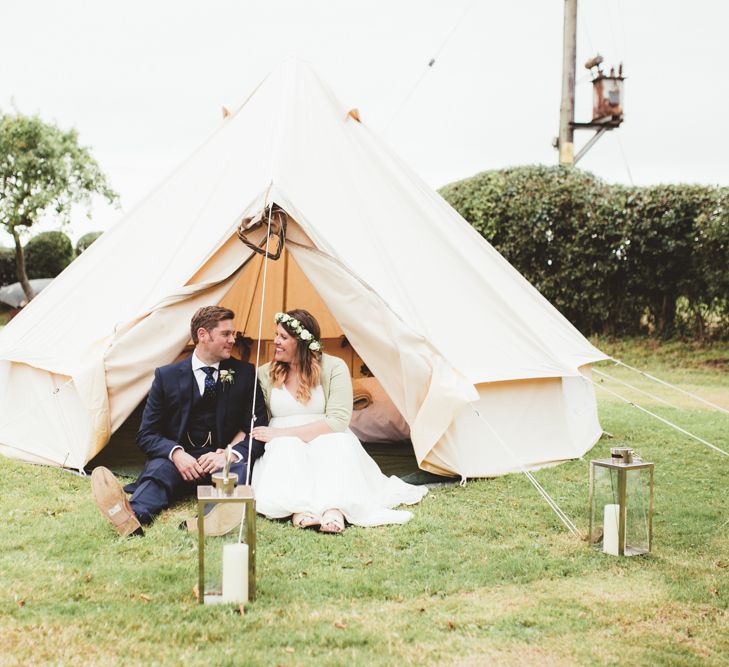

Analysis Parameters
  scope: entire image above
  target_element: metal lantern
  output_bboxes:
[197,472,256,605]
[589,447,653,556]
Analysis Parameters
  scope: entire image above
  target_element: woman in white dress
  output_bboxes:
[251,309,427,534]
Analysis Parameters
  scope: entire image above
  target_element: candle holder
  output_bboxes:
[588,448,654,556]
[197,472,256,605]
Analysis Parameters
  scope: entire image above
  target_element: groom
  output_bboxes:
[92,305,268,537]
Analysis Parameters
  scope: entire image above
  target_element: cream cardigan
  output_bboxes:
[256,353,353,433]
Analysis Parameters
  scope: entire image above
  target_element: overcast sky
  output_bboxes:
[1,0,727,244]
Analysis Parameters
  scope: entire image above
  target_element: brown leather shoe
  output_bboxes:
[184,503,244,537]
[91,466,143,537]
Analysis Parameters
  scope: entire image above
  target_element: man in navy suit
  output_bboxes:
[92,305,268,537]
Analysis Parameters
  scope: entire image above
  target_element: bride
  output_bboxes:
[251,309,427,534]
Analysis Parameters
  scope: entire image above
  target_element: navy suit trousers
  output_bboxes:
[124,447,251,525]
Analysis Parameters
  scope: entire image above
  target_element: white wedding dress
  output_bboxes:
[252,384,428,526]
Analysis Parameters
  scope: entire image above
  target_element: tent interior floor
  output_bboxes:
[87,404,454,486]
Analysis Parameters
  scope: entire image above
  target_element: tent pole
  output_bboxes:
[242,191,277,488]
[282,248,289,312]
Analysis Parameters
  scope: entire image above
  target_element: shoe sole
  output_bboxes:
[91,467,142,537]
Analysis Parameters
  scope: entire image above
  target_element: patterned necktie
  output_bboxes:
[201,366,217,398]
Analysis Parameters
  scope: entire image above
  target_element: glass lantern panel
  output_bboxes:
[590,463,621,553]
[201,502,227,604]
[624,468,651,556]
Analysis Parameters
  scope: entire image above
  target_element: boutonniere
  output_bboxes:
[219,369,235,389]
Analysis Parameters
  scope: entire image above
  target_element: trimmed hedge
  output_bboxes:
[0,247,16,286]
[439,166,729,339]
[1,230,104,287]
[0,231,105,286]
[75,231,102,255]
[24,231,74,279]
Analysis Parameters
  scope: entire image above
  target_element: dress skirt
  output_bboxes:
[252,408,428,526]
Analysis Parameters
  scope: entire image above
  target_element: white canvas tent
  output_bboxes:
[0,59,607,477]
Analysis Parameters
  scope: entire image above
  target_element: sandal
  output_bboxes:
[319,509,345,534]
[292,512,321,529]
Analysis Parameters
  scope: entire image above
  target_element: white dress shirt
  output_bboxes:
[190,351,219,396]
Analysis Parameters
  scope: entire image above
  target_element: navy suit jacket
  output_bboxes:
[136,355,269,462]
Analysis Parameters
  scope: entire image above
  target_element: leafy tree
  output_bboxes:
[0,112,117,302]
[24,231,74,278]
[75,230,103,255]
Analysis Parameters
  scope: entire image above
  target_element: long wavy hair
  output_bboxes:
[269,309,322,404]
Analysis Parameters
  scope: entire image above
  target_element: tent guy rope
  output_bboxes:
[471,406,581,537]
[593,367,679,409]
[610,358,729,416]
[590,378,729,458]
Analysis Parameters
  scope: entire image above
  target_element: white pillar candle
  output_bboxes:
[603,503,620,556]
[222,543,249,604]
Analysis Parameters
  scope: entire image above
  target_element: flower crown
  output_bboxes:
[275,312,323,352]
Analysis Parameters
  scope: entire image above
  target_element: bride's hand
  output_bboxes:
[251,426,279,442]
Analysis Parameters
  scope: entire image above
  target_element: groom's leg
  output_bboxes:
[128,457,190,525]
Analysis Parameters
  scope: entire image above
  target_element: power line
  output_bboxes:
[603,0,622,60]
[386,0,478,130]
[577,1,596,56]
[613,0,629,60]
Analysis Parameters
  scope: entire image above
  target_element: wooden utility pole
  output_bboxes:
[558,0,577,165]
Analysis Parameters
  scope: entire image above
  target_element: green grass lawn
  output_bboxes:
[2,339,728,666]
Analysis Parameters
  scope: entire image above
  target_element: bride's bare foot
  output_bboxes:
[319,509,345,534]
[292,512,320,529]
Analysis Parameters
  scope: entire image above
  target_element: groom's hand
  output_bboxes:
[197,451,226,475]
[172,449,205,481]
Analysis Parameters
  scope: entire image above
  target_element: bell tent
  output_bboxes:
[0,59,607,478]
